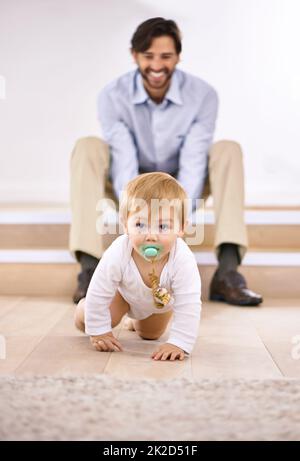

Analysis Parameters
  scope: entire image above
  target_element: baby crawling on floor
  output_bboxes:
[74,172,201,361]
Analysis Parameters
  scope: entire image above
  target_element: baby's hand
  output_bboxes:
[90,332,123,352]
[151,343,185,361]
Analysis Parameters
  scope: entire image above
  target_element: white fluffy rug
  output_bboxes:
[1,375,300,441]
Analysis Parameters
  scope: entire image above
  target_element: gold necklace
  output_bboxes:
[148,257,172,309]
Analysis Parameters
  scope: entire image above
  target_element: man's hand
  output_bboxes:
[90,332,123,352]
[151,343,185,361]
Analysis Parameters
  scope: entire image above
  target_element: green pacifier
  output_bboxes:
[140,244,163,261]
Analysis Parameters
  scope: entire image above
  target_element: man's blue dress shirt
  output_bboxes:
[97,69,218,206]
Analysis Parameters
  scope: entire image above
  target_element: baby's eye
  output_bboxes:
[135,222,145,229]
[159,223,169,232]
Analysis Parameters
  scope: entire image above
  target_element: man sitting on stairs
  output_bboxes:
[69,17,263,307]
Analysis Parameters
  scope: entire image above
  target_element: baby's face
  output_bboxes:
[124,204,184,262]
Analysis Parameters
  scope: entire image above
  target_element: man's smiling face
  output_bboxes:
[132,35,180,99]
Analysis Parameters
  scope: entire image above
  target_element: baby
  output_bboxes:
[74,172,202,361]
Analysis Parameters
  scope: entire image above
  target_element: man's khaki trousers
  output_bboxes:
[69,137,248,262]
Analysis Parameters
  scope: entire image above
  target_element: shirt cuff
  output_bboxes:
[85,325,113,336]
[166,337,193,355]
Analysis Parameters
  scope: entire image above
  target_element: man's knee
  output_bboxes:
[210,140,242,160]
[75,136,104,150]
[71,136,109,165]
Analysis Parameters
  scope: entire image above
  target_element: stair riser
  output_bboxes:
[1,224,299,250]
[0,264,299,299]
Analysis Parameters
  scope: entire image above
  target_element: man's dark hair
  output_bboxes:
[131,17,182,54]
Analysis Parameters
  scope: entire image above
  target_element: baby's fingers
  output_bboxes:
[90,335,123,352]
[91,341,103,351]
[151,349,160,359]
[110,337,123,352]
[94,339,108,352]
[170,351,184,361]
[152,351,164,361]
[105,338,123,352]
[98,338,123,352]
[161,352,171,361]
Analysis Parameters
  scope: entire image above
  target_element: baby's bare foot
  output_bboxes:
[124,317,135,331]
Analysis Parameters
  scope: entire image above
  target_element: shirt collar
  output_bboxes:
[132,71,148,104]
[132,69,183,106]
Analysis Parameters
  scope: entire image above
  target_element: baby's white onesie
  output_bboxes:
[85,234,201,354]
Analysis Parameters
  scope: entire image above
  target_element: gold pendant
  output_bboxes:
[149,260,172,309]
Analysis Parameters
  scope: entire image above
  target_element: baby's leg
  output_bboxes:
[74,290,130,332]
[74,298,86,332]
[133,310,173,340]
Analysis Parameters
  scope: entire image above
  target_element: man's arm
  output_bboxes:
[97,90,139,201]
[177,88,219,210]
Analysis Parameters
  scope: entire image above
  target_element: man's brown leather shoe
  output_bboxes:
[72,267,95,304]
[209,269,263,306]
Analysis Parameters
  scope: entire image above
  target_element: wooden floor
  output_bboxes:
[0,296,300,379]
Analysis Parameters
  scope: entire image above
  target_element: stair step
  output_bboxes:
[0,263,299,299]
[0,248,299,298]
[1,205,299,298]
[0,249,299,266]
[1,206,300,250]
[1,223,300,250]
[1,205,300,224]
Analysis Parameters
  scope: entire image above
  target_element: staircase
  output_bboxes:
[0,204,299,300]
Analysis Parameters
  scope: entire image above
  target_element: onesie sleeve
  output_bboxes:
[84,236,126,336]
[167,242,202,354]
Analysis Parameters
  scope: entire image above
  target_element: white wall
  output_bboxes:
[0,0,299,205]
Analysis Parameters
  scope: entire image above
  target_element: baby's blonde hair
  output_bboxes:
[119,172,188,229]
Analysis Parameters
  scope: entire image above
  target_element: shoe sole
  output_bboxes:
[209,293,262,307]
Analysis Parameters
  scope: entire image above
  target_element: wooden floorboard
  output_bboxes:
[0,296,299,379]
[0,296,26,319]
[241,300,300,378]
[0,296,70,337]
[0,336,43,374]
[191,302,282,379]
[15,336,112,375]
[14,304,123,376]
[103,322,193,381]
[0,297,70,374]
